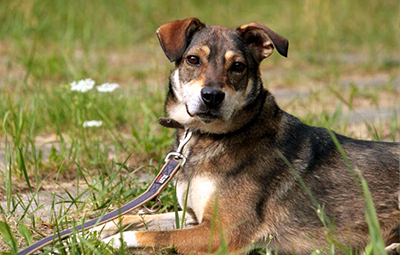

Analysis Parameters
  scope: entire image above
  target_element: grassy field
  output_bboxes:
[0,0,399,254]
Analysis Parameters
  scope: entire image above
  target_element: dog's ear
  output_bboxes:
[237,22,289,61]
[157,18,206,62]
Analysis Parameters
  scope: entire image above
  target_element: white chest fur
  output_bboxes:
[176,175,216,223]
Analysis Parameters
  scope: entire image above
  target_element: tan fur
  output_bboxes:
[200,45,211,56]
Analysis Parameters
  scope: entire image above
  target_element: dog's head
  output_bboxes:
[157,18,288,134]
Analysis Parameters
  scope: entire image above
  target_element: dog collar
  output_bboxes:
[158,117,185,129]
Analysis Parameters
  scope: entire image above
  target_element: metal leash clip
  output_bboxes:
[164,129,193,166]
[139,197,162,215]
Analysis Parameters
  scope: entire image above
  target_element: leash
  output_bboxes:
[18,129,193,255]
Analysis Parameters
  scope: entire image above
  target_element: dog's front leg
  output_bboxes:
[91,211,197,239]
[102,220,246,255]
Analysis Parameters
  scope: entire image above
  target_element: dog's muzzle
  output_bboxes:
[185,88,227,123]
[201,88,225,108]
[187,88,224,123]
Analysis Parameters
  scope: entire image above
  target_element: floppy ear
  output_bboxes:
[156,18,206,62]
[236,22,289,62]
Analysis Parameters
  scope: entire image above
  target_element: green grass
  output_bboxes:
[0,0,399,254]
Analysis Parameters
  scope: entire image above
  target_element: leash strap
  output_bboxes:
[18,159,181,255]
[18,129,193,255]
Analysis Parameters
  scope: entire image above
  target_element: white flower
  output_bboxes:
[96,83,120,92]
[70,78,95,93]
[83,120,103,128]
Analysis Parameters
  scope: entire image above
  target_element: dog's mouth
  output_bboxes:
[195,112,219,123]
[186,104,220,123]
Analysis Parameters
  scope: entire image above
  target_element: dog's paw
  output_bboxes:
[102,231,139,248]
[88,215,148,239]
[385,243,400,255]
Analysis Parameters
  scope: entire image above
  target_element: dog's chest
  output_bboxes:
[176,175,216,223]
[174,134,221,222]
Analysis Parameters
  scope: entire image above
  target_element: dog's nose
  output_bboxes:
[201,88,225,108]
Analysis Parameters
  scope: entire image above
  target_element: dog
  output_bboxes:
[98,18,399,254]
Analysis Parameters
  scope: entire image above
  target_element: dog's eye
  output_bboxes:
[231,62,246,72]
[186,55,200,65]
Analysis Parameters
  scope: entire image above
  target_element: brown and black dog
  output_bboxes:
[99,18,399,254]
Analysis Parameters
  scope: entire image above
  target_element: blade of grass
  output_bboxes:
[359,172,386,255]
[18,222,33,246]
[180,177,191,229]
[173,183,180,229]
[0,221,19,253]
[18,147,32,193]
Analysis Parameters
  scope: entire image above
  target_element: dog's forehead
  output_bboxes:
[188,25,246,56]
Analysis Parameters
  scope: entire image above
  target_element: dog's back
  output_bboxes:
[264,111,400,252]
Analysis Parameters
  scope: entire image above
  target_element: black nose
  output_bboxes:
[201,88,225,108]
